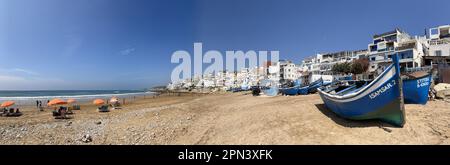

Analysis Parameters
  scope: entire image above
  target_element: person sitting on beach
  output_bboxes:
[58,106,64,114]
[15,108,20,114]
[53,106,67,118]
[2,108,7,115]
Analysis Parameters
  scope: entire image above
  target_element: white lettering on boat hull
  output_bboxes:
[369,80,396,100]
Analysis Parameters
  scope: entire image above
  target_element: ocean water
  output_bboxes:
[0,90,154,105]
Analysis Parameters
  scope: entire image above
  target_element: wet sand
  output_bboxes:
[1,92,449,144]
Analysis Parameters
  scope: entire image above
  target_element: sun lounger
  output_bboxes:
[53,108,72,119]
[1,108,23,117]
[54,115,72,119]
[3,112,23,117]
[98,105,109,112]
[110,102,121,110]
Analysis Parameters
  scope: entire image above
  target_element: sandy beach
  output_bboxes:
[0,92,449,145]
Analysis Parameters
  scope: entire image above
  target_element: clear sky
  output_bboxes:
[1,0,449,90]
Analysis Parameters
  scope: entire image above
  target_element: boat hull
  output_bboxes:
[318,55,405,127]
[308,79,323,93]
[298,86,309,95]
[280,87,299,95]
[402,74,431,105]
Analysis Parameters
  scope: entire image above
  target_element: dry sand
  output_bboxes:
[1,92,449,145]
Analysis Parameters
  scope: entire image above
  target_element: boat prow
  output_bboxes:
[318,54,405,127]
[308,78,324,93]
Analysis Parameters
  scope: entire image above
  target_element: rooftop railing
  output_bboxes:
[429,39,449,45]
[405,66,432,73]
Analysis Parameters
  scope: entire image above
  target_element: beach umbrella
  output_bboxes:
[93,99,105,105]
[1,101,15,107]
[47,98,67,106]
[67,99,77,104]
[109,97,119,103]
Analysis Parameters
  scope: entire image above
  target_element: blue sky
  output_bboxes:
[1,0,449,90]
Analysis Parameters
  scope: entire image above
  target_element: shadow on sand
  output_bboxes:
[314,104,396,128]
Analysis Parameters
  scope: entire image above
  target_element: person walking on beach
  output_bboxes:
[36,100,39,108]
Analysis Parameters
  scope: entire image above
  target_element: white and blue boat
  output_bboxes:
[307,78,324,93]
[280,86,300,95]
[298,86,309,95]
[402,73,432,105]
[317,54,405,127]
[280,79,303,96]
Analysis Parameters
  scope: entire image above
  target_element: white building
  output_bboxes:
[423,25,450,65]
[267,62,280,82]
[300,49,368,83]
[367,28,428,77]
[279,60,299,80]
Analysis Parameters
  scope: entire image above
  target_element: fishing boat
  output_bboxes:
[280,79,303,95]
[280,86,301,95]
[402,71,432,105]
[307,78,324,93]
[317,54,405,127]
[260,79,279,96]
[298,86,309,95]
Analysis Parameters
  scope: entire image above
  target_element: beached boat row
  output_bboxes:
[321,54,433,127]
[250,54,432,127]
[277,78,323,96]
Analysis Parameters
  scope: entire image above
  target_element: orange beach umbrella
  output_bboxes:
[93,99,105,105]
[67,99,77,104]
[47,98,67,106]
[1,101,15,107]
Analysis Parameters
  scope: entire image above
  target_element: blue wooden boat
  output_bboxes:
[280,79,306,95]
[307,78,324,93]
[298,86,309,95]
[231,87,241,92]
[280,86,301,95]
[317,54,405,127]
[402,73,432,105]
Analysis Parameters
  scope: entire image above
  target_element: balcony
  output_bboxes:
[429,39,449,45]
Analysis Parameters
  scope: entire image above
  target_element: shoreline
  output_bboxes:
[0,91,156,106]
[1,92,449,145]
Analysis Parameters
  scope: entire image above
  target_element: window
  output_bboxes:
[371,65,375,69]
[435,50,442,56]
[371,57,376,61]
[399,50,413,59]
[370,45,378,52]
[431,28,439,35]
